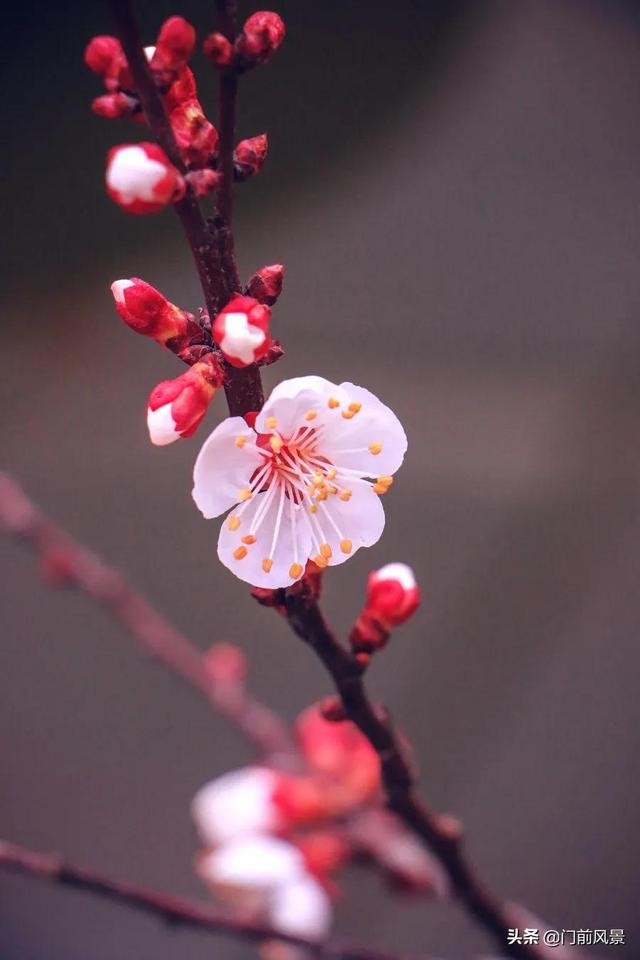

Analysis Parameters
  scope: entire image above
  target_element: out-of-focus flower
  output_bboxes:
[146,359,221,445]
[84,35,125,87]
[203,31,234,67]
[105,143,184,214]
[192,767,284,845]
[192,376,407,588]
[153,16,196,70]
[366,563,420,628]
[269,874,332,941]
[212,295,272,368]
[196,834,303,894]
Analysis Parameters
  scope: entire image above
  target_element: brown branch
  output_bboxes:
[0,473,294,763]
[0,840,432,960]
[109,0,264,417]
[279,587,545,960]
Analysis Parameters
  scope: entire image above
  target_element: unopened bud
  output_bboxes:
[213,295,271,368]
[237,11,285,66]
[84,35,123,78]
[110,277,198,346]
[164,67,198,111]
[170,100,218,166]
[154,16,196,70]
[233,133,268,182]
[91,92,138,119]
[245,263,284,306]
[105,143,184,214]
[184,168,220,197]
[203,31,234,67]
[146,358,221,445]
[366,563,420,628]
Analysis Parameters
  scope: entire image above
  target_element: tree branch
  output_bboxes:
[0,840,431,960]
[109,0,264,416]
[0,473,294,763]
[279,587,545,960]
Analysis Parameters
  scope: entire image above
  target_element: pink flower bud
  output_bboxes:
[212,295,271,368]
[169,100,218,166]
[245,263,284,306]
[146,359,221,445]
[233,133,267,182]
[110,277,197,346]
[154,16,196,70]
[237,11,285,65]
[366,563,420,627]
[84,35,123,78]
[203,31,234,67]
[105,143,184,214]
[91,92,137,119]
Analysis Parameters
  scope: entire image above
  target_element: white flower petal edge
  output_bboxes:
[192,376,408,588]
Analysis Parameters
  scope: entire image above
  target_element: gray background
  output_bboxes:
[2,0,639,957]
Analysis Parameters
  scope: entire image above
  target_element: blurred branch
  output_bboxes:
[0,473,294,763]
[256,585,546,960]
[0,840,431,960]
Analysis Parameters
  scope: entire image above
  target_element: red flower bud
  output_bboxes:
[84,35,123,78]
[155,16,196,70]
[91,92,138,119]
[184,168,220,197]
[146,358,221,445]
[163,66,198,111]
[170,100,218,166]
[245,263,284,306]
[213,295,271,368]
[105,143,184,214]
[366,563,420,628]
[203,32,234,67]
[233,133,268,182]
[237,11,285,66]
[110,277,198,346]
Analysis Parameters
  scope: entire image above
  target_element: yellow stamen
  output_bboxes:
[238,488,252,502]
[377,475,393,487]
[313,554,328,569]
[341,409,356,420]
[241,535,256,545]
[234,435,248,448]
[329,486,338,495]
[305,410,317,421]
[265,416,277,429]
[310,505,318,513]
[373,482,389,495]
[233,546,248,560]
[227,515,241,531]
[269,435,283,454]
[316,489,328,501]
[289,562,303,579]
[327,467,337,480]
[320,543,332,559]
[262,558,273,573]
[340,539,352,554]
[339,490,352,502]
[348,402,362,413]
[369,441,383,455]
[328,397,340,409]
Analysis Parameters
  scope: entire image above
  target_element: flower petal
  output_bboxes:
[218,486,314,588]
[255,376,350,438]
[269,875,332,941]
[309,482,385,566]
[192,417,264,519]
[321,382,407,477]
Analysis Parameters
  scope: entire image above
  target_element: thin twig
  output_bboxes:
[278,588,545,960]
[0,840,431,960]
[0,473,294,762]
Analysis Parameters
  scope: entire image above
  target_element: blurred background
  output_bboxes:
[2,0,640,956]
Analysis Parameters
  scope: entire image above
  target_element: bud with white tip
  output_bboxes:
[110,277,199,348]
[212,295,271,368]
[146,358,221,445]
[366,562,420,628]
[105,143,184,214]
